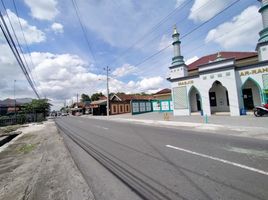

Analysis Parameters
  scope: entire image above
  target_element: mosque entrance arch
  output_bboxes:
[188,86,202,114]
[209,81,230,114]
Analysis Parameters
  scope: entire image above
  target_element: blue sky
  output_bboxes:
[0,0,262,109]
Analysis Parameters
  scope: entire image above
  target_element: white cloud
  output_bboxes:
[189,0,233,22]
[0,47,167,109]
[0,10,46,44]
[51,22,64,34]
[73,1,178,48]
[0,44,35,99]
[135,76,164,91]
[107,76,164,94]
[205,6,262,49]
[185,56,199,65]
[29,52,106,100]
[24,0,59,21]
[112,64,137,77]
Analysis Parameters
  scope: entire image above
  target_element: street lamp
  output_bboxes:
[14,80,16,122]
[104,66,111,117]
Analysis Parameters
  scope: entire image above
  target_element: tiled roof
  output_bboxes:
[90,99,107,105]
[187,51,257,71]
[115,94,153,101]
[154,88,171,95]
[99,96,107,100]
[0,98,32,106]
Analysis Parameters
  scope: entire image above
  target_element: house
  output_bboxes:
[90,99,107,116]
[110,94,131,115]
[110,93,154,115]
[153,88,172,100]
[167,0,268,116]
[69,102,83,115]
[152,89,173,112]
[0,98,31,115]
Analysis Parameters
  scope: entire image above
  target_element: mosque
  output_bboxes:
[167,0,268,116]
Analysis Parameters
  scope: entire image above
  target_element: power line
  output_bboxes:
[110,0,217,67]
[138,0,222,53]
[131,0,241,68]
[11,0,44,98]
[0,10,40,98]
[70,0,96,63]
[1,0,42,98]
[138,6,256,78]
[0,0,32,74]
[12,0,35,73]
[183,15,259,59]
[110,0,193,66]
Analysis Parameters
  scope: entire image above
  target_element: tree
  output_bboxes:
[91,92,103,101]
[116,92,126,95]
[81,94,91,102]
[22,99,51,118]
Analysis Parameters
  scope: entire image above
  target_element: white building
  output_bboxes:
[168,0,268,116]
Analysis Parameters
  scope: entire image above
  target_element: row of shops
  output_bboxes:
[89,91,173,116]
[69,89,173,116]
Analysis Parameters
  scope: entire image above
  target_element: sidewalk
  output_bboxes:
[82,112,268,140]
[0,121,94,200]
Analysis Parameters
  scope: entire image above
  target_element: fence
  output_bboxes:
[0,113,45,127]
[131,100,152,115]
[151,100,173,112]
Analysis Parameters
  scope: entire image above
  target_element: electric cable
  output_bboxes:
[110,0,193,66]
[131,0,241,69]
[70,0,96,63]
[11,0,45,98]
[0,10,40,98]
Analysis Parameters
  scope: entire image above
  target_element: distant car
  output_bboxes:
[85,109,92,114]
[61,113,68,116]
[75,112,82,116]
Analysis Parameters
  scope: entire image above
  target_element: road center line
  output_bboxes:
[166,145,268,176]
[94,125,109,130]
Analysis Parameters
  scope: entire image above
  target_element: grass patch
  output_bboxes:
[18,143,36,154]
[0,125,21,135]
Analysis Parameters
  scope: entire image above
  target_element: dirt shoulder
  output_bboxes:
[0,120,94,200]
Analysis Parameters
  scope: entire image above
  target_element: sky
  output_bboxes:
[0,0,262,109]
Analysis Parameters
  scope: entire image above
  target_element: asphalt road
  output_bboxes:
[55,116,268,200]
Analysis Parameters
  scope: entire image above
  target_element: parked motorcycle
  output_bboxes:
[253,103,268,117]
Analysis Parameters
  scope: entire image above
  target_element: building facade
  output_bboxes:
[168,0,268,116]
[110,94,131,115]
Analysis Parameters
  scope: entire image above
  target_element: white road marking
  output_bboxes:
[94,125,109,130]
[166,145,268,176]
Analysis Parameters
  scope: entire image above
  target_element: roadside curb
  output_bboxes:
[81,115,268,140]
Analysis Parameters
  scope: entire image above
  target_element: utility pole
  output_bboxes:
[14,80,16,123]
[104,66,111,117]
[77,93,79,105]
